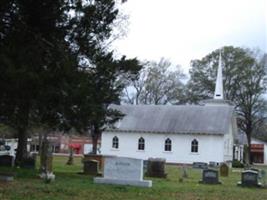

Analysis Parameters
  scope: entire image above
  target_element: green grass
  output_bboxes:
[0,156,267,200]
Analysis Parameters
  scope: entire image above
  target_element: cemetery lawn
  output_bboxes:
[0,156,267,200]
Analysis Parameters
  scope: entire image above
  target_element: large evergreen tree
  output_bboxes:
[0,0,141,164]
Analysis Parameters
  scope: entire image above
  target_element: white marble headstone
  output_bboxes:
[94,156,152,187]
[104,157,143,181]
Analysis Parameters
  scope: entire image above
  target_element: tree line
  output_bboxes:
[0,1,266,166]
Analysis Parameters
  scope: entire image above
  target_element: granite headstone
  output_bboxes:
[199,169,221,184]
[193,162,208,169]
[238,170,262,187]
[0,155,14,167]
[83,159,100,175]
[94,157,152,187]
[146,158,167,178]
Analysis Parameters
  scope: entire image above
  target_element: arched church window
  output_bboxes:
[138,137,145,150]
[112,136,119,149]
[191,139,198,153]
[165,138,172,151]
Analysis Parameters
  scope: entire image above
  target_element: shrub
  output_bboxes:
[232,159,244,168]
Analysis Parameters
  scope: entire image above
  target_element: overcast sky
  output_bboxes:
[112,0,267,73]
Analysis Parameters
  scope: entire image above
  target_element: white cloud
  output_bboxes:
[113,0,267,73]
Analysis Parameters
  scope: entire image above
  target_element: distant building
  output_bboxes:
[234,134,267,164]
[100,53,237,164]
[29,133,100,155]
[250,138,267,164]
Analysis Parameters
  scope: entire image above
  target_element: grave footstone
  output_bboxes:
[146,158,167,178]
[261,170,266,186]
[199,169,221,184]
[83,159,100,175]
[0,155,14,167]
[209,161,218,167]
[181,165,188,178]
[238,170,262,187]
[193,162,208,169]
[94,157,152,187]
[0,172,15,181]
[220,163,229,177]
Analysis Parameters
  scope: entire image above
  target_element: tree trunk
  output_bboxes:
[39,131,53,173]
[66,148,74,165]
[245,120,253,165]
[92,134,98,154]
[91,125,100,155]
[247,133,252,164]
[15,127,28,166]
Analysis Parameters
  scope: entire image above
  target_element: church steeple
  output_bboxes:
[214,51,224,100]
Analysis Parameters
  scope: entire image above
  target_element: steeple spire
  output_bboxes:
[214,51,224,100]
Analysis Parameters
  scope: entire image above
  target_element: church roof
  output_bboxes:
[107,104,235,135]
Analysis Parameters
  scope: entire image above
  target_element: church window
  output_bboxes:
[191,139,198,153]
[112,136,119,149]
[138,137,145,150]
[165,138,172,151]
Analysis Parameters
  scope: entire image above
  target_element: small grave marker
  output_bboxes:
[0,155,14,167]
[199,169,221,184]
[237,170,262,187]
[192,162,208,169]
[220,163,229,177]
[146,158,167,178]
[83,159,100,175]
[0,172,15,182]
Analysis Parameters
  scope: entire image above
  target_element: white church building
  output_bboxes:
[100,54,237,164]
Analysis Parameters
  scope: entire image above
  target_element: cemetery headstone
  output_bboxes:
[94,156,152,187]
[146,158,167,178]
[181,165,188,178]
[66,148,74,165]
[237,170,262,187]
[192,162,208,169]
[84,154,108,173]
[143,160,148,172]
[199,169,221,184]
[261,170,266,186]
[0,155,14,167]
[21,154,36,169]
[0,172,15,181]
[220,163,229,177]
[83,159,100,176]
